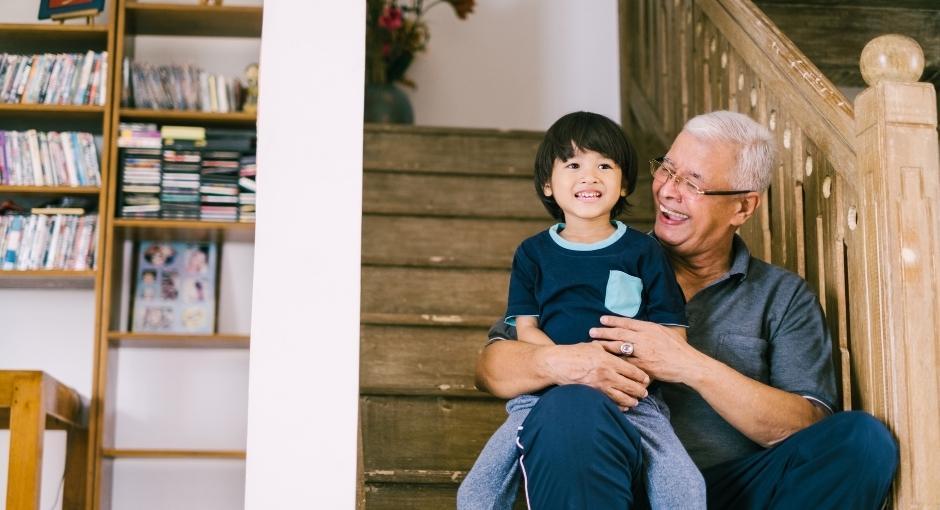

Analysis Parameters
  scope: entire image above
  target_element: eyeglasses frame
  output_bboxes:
[649,156,754,196]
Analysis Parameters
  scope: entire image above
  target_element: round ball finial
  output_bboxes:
[860,34,925,86]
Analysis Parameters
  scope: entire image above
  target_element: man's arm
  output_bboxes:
[475,337,652,410]
[591,313,828,447]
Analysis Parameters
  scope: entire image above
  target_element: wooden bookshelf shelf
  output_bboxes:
[0,23,109,52]
[125,3,263,38]
[119,108,257,127]
[108,332,250,349]
[0,270,96,289]
[102,448,246,460]
[0,185,100,196]
[112,218,255,243]
[0,104,106,122]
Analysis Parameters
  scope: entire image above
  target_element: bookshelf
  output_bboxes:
[0,5,118,509]
[90,1,261,508]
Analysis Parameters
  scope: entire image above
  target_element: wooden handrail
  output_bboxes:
[699,0,857,183]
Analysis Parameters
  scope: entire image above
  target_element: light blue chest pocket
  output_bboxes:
[605,270,643,317]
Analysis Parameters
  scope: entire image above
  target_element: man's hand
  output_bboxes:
[475,339,651,410]
[545,342,651,410]
[589,315,828,446]
[590,316,705,384]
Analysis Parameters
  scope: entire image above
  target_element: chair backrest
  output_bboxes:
[619,1,940,506]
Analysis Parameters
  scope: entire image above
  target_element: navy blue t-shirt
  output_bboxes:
[506,221,687,344]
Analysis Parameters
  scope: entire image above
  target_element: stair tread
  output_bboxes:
[364,468,466,485]
[361,312,498,328]
[361,266,509,318]
[364,124,542,177]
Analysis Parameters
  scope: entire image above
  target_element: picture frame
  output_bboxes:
[130,241,220,334]
[38,0,105,21]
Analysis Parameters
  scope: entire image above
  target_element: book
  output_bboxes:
[131,241,218,333]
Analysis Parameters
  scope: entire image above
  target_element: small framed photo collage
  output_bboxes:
[131,241,218,333]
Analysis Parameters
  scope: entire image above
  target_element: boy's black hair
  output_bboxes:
[534,111,638,221]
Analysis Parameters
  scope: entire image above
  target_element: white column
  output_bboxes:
[244,1,364,508]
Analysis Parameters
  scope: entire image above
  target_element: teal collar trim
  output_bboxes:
[549,221,626,251]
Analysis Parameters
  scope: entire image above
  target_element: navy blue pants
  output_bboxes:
[517,385,899,509]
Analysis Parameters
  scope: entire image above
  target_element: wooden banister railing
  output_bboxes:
[620,1,940,507]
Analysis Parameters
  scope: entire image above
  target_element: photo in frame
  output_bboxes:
[131,241,219,333]
[38,0,105,20]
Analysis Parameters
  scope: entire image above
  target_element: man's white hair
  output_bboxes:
[683,110,775,192]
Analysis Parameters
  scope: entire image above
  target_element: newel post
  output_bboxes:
[853,35,940,507]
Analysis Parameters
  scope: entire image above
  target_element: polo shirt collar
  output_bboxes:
[729,234,751,279]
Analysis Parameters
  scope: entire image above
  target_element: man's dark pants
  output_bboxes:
[516,385,899,509]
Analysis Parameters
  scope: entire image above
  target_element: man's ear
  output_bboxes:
[730,191,761,227]
[543,183,553,197]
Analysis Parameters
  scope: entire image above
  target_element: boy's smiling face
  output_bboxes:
[543,146,624,227]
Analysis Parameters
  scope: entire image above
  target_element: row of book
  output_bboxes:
[0,213,98,271]
[0,130,101,187]
[0,51,108,106]
[122,60,244,113]
[117,123,256,222]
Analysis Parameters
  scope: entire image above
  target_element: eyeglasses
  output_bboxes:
[649,157,754,196]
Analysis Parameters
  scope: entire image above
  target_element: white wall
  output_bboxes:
[405,0,621,130]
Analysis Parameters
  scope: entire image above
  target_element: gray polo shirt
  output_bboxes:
[487,235,837,469]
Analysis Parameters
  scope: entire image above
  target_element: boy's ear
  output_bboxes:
[543,183,553,197]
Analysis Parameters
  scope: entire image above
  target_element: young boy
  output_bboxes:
[457,112,705,509]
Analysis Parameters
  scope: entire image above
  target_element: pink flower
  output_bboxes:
[378,6,403,30]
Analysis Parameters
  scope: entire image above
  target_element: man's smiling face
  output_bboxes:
[653,131,746,259]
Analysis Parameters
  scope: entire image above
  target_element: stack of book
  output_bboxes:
[117,124,162,218]
[238,155,256,222]
[123,59,243,113]
[160,126,205,220]
[161,148,202,220]
[119,149,162,218]
[0,213,99,270]
[117,123,161,149]
[199,150,240,222]
[115,125,258,222]
[0,130,101,186]
[0,51,108,106]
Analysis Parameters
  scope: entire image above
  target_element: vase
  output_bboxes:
[364,83,414,124]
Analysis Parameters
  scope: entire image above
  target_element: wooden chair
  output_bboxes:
[1,371,88,510]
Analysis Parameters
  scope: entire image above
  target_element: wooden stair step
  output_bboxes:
[360,324,489,396]
[363,172,544,219]
[363,172,657,221]
[363,482,528,510]
[363,214,655,270]
[361,312,498,328]
[361,266,509,318]
[360,395,507,473]
[364,125,542,176]
[362,215,549,269]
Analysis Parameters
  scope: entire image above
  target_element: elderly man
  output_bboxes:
[475,111,898,508]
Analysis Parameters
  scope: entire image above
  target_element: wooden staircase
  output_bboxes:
[358,124,657,508]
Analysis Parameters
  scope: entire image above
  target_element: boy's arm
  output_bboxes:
[666,325,687,342]
[514,315,555,345]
